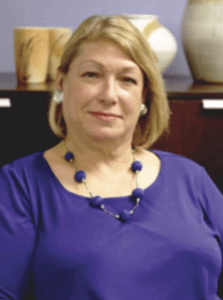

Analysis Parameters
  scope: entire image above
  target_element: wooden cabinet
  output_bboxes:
[0,74,223,192]
[0,74,60,166]
[152,76,223,192]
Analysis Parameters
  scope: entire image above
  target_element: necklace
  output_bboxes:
[64,149,144,222]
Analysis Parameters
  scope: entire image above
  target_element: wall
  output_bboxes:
[0,0,190,76]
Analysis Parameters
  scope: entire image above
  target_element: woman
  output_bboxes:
[0,15,223,300]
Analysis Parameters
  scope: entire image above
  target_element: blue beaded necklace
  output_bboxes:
[64,149,144,222]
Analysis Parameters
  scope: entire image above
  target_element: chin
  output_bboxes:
[89,131,132,145]
[85,125,134,144]
[91,134,120,142]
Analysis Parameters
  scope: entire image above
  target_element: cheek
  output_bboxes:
[63,87,90,111]
[122,91,143,114]
[62,85,98,125]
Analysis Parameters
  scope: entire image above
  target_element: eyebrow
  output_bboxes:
[78,60,140,72]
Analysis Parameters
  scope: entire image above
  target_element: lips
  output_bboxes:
[89,111,121,118]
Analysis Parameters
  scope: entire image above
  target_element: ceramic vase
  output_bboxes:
[124,14,178,73]
[181,0,223,82]
[48,27,72,80]
[14,27,49,83]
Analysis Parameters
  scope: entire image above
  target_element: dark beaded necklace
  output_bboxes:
[64,150,144,222]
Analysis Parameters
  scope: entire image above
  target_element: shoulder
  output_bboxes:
[150,150,223,195]
[150,150,223,201]
[0,151,46,185]
[136,148,204,190]
[0,152,51,212]
[151,150,203,173]
[137,148,204,185]
[149,150,207,191]
[1,151,44,171]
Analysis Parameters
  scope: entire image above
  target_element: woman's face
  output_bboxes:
[58,40,145,145]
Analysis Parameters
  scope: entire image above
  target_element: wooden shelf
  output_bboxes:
[164,75,223,99]
[2,73,223,99]
[0,73,55,92]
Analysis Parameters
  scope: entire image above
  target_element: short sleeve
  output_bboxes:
[198,168,223,298]
[0,164,36,299]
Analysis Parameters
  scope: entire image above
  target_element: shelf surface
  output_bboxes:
[2,73,223,98]
[0,73,55,92]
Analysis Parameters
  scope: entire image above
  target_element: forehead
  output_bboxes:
[70,40,142,72]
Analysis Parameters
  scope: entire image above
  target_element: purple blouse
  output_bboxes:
[0,150,223,300]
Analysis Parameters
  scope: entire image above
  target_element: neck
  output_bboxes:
[63,135,134,174]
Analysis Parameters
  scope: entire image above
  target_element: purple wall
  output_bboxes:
[0,0,190,76]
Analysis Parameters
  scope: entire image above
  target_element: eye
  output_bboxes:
[83,72,98,78]
[123,77,137,85]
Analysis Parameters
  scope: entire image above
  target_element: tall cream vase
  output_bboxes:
[124,14,177,73]
[181,0,223,82]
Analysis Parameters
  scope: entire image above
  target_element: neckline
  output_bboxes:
[39,149,163,200]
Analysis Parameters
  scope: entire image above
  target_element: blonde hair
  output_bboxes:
[48,14,170,148]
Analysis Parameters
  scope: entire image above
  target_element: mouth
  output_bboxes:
[89,111,121,118]
[88,111,121,122]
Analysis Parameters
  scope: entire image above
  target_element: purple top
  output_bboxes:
[0,150,223,300]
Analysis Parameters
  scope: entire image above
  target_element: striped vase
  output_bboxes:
[124,14,178,73]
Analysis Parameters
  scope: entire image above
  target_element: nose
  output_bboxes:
[99,77,118,105]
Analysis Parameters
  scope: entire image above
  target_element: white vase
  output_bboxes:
[124,14,178,73]
[181,0,223,83]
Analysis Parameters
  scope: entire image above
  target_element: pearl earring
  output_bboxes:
[53,89,64,104]
[140,103,148,116]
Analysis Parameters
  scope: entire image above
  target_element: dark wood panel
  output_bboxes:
[0,92,61,166]
[152,100,223,192]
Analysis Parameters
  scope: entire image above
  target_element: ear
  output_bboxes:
[55,71,66,90]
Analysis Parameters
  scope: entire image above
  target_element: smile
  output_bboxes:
[89,111,121,122]
[89,111,121,117]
